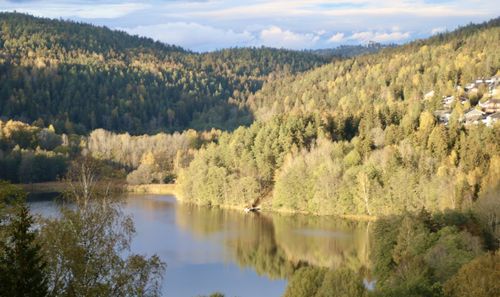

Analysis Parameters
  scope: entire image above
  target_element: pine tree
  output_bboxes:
[0,204,48,297]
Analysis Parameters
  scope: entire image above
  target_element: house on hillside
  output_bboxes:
[465,83,476,91]
[468,77,499,94]
[492,87,500,97]
[487,77,499,94]
[442,96,455,108]
[479,98,500,113]
[483,112,500,127]
[435,110,451,125]
[485,76,499,85]
[464,109,484,125]
[467,86,479,95]
[442,96,468,109]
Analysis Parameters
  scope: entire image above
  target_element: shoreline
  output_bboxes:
[18,182,178,195]
[19,181,68,194]
[126,184,177,195]
[174,198,378,221]
[18,182,376,221]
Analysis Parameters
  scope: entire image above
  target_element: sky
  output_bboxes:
[0,0,499,52]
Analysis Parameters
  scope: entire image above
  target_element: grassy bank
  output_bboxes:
[19,182,177,196]
[126,184,177,195]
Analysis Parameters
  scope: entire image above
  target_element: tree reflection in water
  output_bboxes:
[175,203,372,282]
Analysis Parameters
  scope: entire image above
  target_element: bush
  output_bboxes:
[443,252,500,297]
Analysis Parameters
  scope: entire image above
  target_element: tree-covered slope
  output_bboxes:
[0,13,331,134]
[248,17,500,120]
[178,17,500,219]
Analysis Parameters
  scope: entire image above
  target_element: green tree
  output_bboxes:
[424,227,482,282]
[315,268,367,297]
[443,252,500,297]
[427,125,448,160]
[0,184,48,297]
[39,158,165,297]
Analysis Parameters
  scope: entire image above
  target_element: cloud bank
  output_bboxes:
[1,0,498,51]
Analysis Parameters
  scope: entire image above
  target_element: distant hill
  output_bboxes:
[307,42,395,58]
[0,13,334,134]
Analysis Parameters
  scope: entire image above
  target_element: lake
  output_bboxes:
[29,194,372,297]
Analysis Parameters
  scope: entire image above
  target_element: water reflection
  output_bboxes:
[174,200,372,279]
[273,215,372,273]
[30,194,372,297]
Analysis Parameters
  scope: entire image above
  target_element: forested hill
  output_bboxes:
[0,12,186,56]
[178,17,500,218]
[0,13,331,134]
[248,17,500,120]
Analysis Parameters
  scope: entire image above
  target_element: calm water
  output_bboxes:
[29,194,372,297]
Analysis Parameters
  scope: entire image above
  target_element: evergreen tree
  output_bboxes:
[0,203,48,297]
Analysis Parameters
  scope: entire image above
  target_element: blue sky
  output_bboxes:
[1,0,499,52]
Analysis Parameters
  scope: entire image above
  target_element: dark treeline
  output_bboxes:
[307,42,395,58]
[0,12,334,134]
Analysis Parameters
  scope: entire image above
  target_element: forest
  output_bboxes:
[179,17,500,221]
[0,13,498,220]
[0,11,499,297]
[0,12,337,134]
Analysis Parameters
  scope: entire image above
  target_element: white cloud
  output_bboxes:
[391,25,401,32]
[1,2,149,19]
[349,31,410,43]
[123,22,255,52]
[1,0,499,50]
[124,23,324,51]
[258,26,320,49]
[315,30,327,36]
[327,32,344,43]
